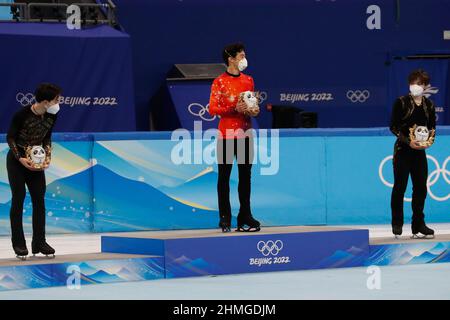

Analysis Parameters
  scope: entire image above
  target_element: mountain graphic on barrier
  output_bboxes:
[61,258,162,280]
[160,169,233,210]
[314,246,367,268]
[410,251,439,264]
[0,265,55,291]
[0,163,218,234]
[368,242,450,265]
[396,251,415,265]
[0,256,165,291]
[431,248,450,263]
[161,169,221,196]
[390,243,448,265]
[167,255,221,277]
[428,243,447,255]
[0,275,20,291]
[78,262,98,275]
[116,267,144,281]
[93,142,185,189]
[160,165,301,215]
[86,270,123,283]
[90,164,218,231]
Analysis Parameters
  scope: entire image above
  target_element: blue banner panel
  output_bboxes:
[0,23,136,132]
[166,82,387,129]
[261,86,388,128]
[167,81,219,130]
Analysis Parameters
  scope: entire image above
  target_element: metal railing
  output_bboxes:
[0,1,117,26]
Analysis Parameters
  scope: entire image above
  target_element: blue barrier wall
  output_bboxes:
[0,127,449,235]
[0,1,12,20]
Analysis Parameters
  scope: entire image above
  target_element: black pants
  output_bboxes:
[217,137,254,222]
[391,142,428,227]
[7,151,47,247]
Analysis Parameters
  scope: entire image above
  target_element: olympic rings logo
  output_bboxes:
[255,91,268,104]
[379,155,450,202]
[346,90,370,103]
[16,92,36,106]
[257,240,284,256]
[188,103,216,122]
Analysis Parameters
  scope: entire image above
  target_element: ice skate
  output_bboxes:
[411,224,435,239]
[219,215,231,233]
[392,225,403,239]
[13,245,29,261]
[32,241,56,258]
[236,214,261,232]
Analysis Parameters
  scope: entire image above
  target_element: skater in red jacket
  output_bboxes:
[209,43,261,233]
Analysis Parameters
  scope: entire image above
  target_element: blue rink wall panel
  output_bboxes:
[0,256,165,291]
[0,127,449,235]
[366,242,450,266]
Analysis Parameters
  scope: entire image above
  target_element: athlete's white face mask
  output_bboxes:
[46,103,60,114]
[409,84,424,97]
[238,57,248,72]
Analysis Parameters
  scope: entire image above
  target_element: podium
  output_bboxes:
[102,226,370,278]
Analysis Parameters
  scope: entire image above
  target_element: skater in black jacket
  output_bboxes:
[6,83,61,260]
[389,69,436,239]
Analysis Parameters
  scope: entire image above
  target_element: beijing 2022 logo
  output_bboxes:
[249,240,291,267]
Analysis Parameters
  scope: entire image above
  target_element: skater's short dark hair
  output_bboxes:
[408,69,430,86]
[35,83,62,103]
[222,43,245,66]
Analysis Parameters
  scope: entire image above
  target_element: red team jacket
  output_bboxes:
[208,72,255,139]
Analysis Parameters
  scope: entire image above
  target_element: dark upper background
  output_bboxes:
[114,0,450,130]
